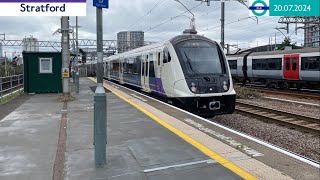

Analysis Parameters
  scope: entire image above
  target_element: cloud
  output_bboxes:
[0,0,305,56]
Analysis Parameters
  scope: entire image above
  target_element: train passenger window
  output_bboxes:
[301,56,320,71]
[286,58,290,70]
[149,61,155,77]
[137,56,141,74]
[142,62,145,76]
[292,58,297,71]
[158,53,161,66]
[228,60,237,69]
[146,62,149,76]
[128,57,134,74]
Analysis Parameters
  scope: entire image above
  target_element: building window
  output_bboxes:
[39,58,52,74]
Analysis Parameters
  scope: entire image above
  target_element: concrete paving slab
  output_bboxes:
[0,94,62,180]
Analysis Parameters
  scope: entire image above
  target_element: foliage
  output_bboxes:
[0,63,23,76]
[278,37,302,50]
[0,89,24,104]
[234,85,261,99]
[58,94,76,102]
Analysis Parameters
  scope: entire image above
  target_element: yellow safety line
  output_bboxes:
[89,77,257,180]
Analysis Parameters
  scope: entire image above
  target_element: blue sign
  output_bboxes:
[93,0,108,8]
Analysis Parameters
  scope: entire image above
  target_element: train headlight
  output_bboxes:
[223,81,229,91]
[191,82,197,93]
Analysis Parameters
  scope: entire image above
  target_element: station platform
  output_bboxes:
[0,78,318,180]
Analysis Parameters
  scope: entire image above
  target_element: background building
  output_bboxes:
[304,25,320,48]
[117,31,144,53]
[22,37,39,52]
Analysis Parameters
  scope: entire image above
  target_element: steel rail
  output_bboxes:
[236,100,320,135]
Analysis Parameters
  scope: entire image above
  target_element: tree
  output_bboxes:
[279,37,302,50]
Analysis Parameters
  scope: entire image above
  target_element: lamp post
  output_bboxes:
[94,3,107,168]
[75,16,80,93]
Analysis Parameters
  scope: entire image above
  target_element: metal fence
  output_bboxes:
[0,74,24,100]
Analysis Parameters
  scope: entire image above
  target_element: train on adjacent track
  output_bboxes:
[102,34,236,116]
[226,48,320,90]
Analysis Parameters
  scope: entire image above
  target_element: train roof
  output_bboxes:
[106,34,219,61]
[169,34,218,45]
[227,47,320,58]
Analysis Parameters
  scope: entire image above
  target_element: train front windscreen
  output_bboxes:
[175,40,227,76]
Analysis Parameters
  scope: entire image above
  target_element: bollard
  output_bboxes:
[94,85,106,167]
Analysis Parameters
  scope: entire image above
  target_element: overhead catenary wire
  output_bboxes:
[145,2,204,33]
[127,0,166,30]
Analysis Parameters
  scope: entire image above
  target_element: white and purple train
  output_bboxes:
[103,34,236,116]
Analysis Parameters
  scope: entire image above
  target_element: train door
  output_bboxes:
[283,54,300,80]
[141,53,151,92]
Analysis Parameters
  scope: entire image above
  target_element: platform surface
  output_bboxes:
[0,78,244,180]
[64,78,243,180]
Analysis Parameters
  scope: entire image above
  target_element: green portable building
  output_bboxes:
[23,52,63,93]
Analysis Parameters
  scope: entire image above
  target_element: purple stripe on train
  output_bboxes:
[155,78,166,97]
[0,0,85,2]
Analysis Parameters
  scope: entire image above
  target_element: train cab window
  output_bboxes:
[163,47,171,63]
[292,58,297,71]
[286,58,290,70]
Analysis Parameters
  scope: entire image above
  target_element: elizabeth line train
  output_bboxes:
[227,48,320,90]
[102,34,236,116]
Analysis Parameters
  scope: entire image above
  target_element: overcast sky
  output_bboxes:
[0,0,305,57]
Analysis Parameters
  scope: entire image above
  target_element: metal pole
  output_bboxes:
[75,16,80,93]
[275,32,277,50]
[221,2,225,49]
[94,7,106,168]
[61,16,70,95]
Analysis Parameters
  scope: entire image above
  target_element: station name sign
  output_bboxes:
[0,0,87,16]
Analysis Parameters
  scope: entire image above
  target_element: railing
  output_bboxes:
[0,74,24,100]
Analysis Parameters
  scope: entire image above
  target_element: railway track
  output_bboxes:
[248,87,320,100]
[235,100,320,135]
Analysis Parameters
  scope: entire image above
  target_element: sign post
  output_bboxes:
[93,0,108,168]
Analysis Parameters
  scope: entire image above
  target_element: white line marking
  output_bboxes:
[104,80,320,168]
[143,159,215,173]
[130,94,147,102]
[264,96,320,107]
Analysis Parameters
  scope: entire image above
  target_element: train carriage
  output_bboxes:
[227,48,320,89]
[104,34,236,116]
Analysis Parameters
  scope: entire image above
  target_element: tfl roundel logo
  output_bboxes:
[249,0,270,16]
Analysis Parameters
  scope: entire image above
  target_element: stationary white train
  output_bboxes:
[226,48,320,90]
[101,34,236,116]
